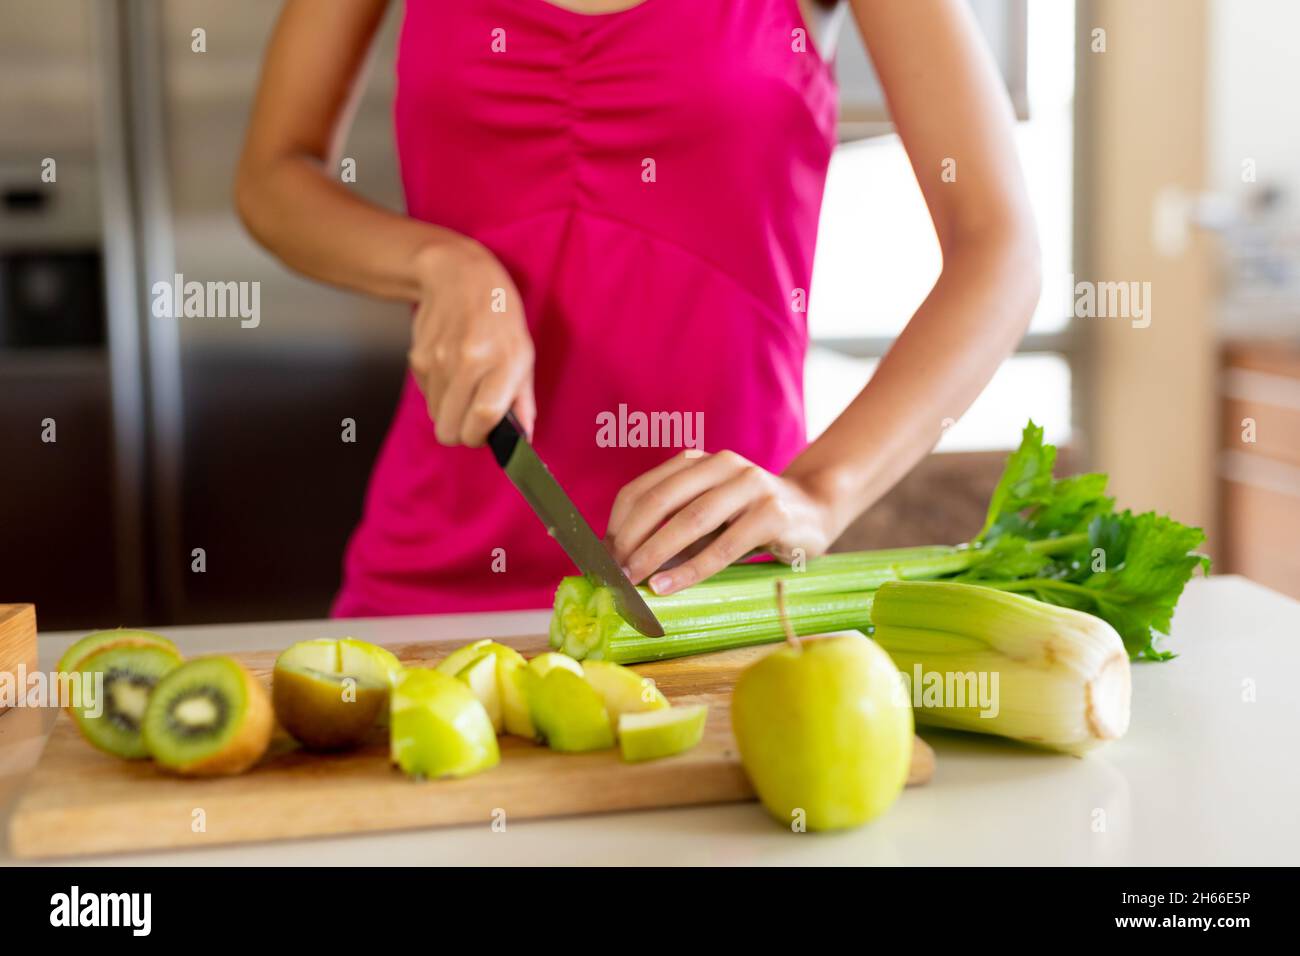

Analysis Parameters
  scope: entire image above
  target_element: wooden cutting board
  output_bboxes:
[0,605,37,717]
[7,633,934,859]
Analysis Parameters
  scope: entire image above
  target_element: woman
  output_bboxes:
[235,0,1039,617]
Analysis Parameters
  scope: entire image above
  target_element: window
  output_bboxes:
[806,0,1076,451]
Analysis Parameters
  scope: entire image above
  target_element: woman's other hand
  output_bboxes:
[407,239,536,447]
[606,450,839,596]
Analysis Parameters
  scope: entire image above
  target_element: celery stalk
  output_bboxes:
[550,420,1208,666]
[550,534,1086,664]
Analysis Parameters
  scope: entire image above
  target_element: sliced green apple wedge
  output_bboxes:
[435,639,494,677]
[455,652,504,733]
[527,651,584,680]
[581,661,668,734]
[618,705,708,762]
[492,647,536,739]
[390,668,499,779]
[530,668,614,753]
[436,641,536,738]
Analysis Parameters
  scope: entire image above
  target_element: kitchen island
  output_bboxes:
[1,575,1296,866]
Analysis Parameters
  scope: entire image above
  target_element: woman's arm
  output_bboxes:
[608,0,1041,594]
[236,0,432,301]
[235,0,535,443]
[786,0,1041,533]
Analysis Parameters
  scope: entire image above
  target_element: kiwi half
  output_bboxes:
[58,629,177,716]
[70,642,184,759]
[143,656,273,776]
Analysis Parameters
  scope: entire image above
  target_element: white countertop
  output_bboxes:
[2,575,1297,866]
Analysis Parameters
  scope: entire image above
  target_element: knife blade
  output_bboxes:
[487,412,664,638]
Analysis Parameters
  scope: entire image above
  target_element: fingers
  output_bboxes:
[460,354,529,447]
[420,317,534,447]
[408,304,444,415]
[646,502,782,596]
[512,368,537,440]
[430,358,476,445]
[610,451,749,567]
[606,449,706,541]
[622,465,768,585]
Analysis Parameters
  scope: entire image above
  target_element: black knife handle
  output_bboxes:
[487,410,524,468]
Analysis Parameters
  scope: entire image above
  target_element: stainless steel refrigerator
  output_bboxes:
[1,0,409,630]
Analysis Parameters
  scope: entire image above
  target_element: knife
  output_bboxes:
[487,412,664,638]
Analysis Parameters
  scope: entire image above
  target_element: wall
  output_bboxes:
[1208,0,1300,208]
[1076,0,1219,549]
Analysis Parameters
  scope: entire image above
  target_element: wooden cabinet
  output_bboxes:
[1220,341,1300,599]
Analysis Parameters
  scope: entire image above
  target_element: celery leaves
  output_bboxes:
[978,422,1114,544]
[1069,512,1210,660]
[968,424,1208,660]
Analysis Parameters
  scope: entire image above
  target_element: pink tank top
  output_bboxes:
[333,0,837,617]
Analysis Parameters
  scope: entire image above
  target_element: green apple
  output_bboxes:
[455,652,504,733]
[274,637,401,682]
[338,638,402,683]
[390,668,499,779]
[438,641,536,738]
[619,705,708,762]
[529,668,614,753]
[474,643,533,738]
[731,633,913,832]
[492,647,536,739]
[581,661,668,733]
[273,637,402,751]
[435,639,494,676]
[527,651,584,680]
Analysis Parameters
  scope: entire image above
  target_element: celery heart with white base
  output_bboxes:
[619,705,707,762]
[869,580,1131,754]
[731,631,913,832]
